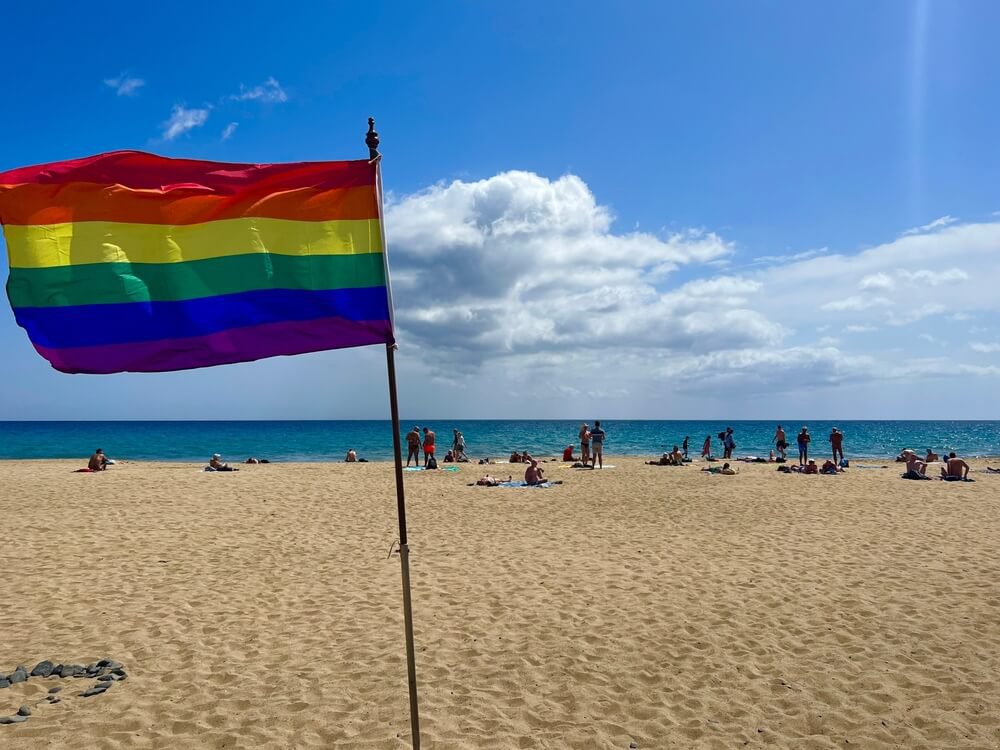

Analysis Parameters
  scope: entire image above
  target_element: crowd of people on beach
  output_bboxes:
[80,421,990,484]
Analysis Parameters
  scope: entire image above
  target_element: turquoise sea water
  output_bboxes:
[0,420,997,462]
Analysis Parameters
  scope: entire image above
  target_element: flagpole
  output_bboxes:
[368,117,421,750]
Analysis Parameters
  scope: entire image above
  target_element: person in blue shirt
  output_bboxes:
[590,420,606,468]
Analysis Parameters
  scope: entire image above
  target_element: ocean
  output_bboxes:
[0,420,997,462]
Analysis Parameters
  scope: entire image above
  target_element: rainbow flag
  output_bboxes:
[0,151,394,374]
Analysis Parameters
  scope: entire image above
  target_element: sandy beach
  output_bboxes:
[3,457,1000,749]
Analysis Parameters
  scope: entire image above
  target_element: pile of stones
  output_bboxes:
[0,659,126,725]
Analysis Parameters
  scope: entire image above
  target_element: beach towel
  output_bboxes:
[403,466,459,472]
[495,481,558,488]
[939,476,975,482]
[74,468,96,473]
[901,471,931,480]
[855,465,887,469]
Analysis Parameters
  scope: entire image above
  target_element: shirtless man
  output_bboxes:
[924,448,939,463]
[579,424,591,466]
[405,426,421,467]
[669,445,684,465]
[940,452,970,480]
[525,460,547,485]
[902,450,927,478]
[772,425,787,460]
[829,428,844,464]
[589,421,606,469]
[88,448,108,472]
[210,453,237,471]
[422,427,436,467]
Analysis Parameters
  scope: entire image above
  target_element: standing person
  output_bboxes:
[702,435,711,458]
[682,436,689,459]
[797,426,811,466]
[405,426,421,467]
[724,427,736,459]
[829,427,844,464]
[422,427,436,467]
[452,429,468,462]
[579,423,591,466]
[773,424,787,461]
[589,420,606,469]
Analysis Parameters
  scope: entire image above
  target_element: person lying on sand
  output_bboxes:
[987,467,1000,474]
[940,452,970,480]
[702,462,737,475]
[525,460,547,485]
[88,448,109,472]
[475,474,512,486]
[820,460,841,475]
[209,454,238,472]
[803,459,819,475]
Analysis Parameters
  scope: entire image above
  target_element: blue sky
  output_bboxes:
[2,1,999,419]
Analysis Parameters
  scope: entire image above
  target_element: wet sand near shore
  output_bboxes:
[2,457,1000,748]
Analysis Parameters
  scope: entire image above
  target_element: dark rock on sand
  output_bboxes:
[31,660,55,677]
[0,715,29,724]
[48,686,62,694]
[0,678,9,688]
[9,667,28,684]
[80,684,110,697]
[97,674,114,682]
[17,706,31,717]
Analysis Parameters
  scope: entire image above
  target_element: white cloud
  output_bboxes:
[383,170,1000,400]
[971,342,1000,353]
[821,295,891,312]
[900,215,957,236]
[229,77,287,103]
[859,272,895,292]
[104,75,145,96]
[752,247,827,265]
[161,105,210,141]
[221,122,238,141]
[898,268,969,286]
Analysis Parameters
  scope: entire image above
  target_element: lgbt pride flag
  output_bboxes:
[0,151,394,374]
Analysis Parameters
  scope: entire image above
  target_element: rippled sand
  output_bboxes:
[2,457,999,748]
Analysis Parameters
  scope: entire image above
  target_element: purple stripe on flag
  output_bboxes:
[33,316,393,374]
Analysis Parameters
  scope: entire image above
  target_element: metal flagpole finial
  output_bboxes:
[366,117,380,160]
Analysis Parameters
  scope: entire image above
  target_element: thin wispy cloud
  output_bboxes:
[104,75,145,96]
[229,77,287,103]
[752,247,827,265]
[900,215,957,236]
[221,122,239,141]
[161,105,210,141]
[970,342,1000,353]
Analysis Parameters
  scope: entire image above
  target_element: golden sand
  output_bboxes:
[2,457,1000,748]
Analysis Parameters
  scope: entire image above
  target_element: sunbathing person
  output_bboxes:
[88,448,109,472]
[476,474,512,486]
[900,450,928,479]
[940,452,970,480]
[345,449,357,463]
[820,460,840,475]
[924,448,940,463]
[987,466,1000,474]
[669,445,685,465]
[702,462,736,475]
[209,454,238,472]
[562,445,577,462]
[647,453,671,466]
[803,460,819,475]
[525,460,547,486]
[509,451,521,463]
